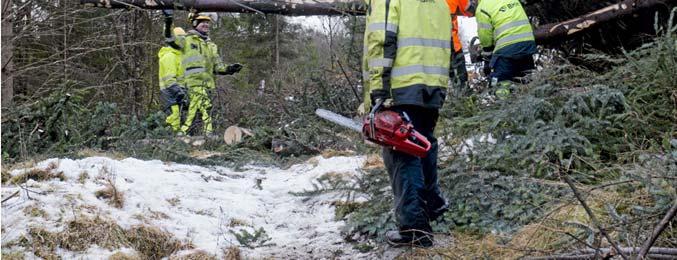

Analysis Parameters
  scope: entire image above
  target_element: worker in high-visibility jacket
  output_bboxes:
[162,10,243,136]
[362,0,452,248]
[471,0,536,99]
[158,27,188,133]
[445,0,475,96]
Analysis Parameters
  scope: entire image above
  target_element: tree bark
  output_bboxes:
[81,0,675,44]
[533,0,676,44]
[80,0,366,16]
[2,0,14,108]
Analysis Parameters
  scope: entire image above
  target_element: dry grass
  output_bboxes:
[171,250,217,260]
[23,216,193,260]
[108,252,142,260]
[78,170,89,184]
[126,225,193,260]
[424,186,658,259]
[362,154,384,169]
[222,246,241,260]
[321,149,356,158]
[95,166,124,208]
[9,161,66,185]
[23,204,48,218]
[95,184,125,208]
[27,227,61,260]
[58,216,129,251]
[228,218,250,227]
[166,197,181,207]
[1,251,26,260]
[1,168,11,184]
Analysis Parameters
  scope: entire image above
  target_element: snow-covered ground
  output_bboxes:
[2,155,372,259]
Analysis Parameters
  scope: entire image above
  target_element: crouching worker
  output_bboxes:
[472,0,536,99]
[362,0,452,248]
[158,27,188,133]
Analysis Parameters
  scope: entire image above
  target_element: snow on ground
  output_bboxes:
[1,155,370,259]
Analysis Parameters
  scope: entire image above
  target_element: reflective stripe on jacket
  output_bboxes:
[476,0,534,52]
[363,0,452,109]
[158,46,183,89]
[167,30,228,89]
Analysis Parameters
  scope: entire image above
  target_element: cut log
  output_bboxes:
[223,125,253,145]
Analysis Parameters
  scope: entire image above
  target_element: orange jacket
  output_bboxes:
[445,0,473,53]
[445,0,473,16]
[452,16,461,52]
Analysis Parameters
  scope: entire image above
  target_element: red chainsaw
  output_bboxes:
[315,101,431,158]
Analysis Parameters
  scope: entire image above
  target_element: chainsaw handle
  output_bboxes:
[368,99,384,139]
[408,130,432,157]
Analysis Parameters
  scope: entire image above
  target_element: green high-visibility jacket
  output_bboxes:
[167,30,229,89]
[475,0,534,52]
[158,46,183,89]
[363,0,452,109]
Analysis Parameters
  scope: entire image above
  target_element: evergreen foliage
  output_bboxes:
[342,18,676,251]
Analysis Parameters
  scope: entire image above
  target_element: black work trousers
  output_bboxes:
[382,105,445,234]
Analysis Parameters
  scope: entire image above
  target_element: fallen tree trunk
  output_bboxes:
[81,0,675,44]
[533,0,676,44]
[80,0,366,16]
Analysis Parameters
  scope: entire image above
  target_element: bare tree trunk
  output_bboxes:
[275,15,279,68]
[2,0,14,108]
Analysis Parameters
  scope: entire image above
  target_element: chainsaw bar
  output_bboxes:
[315,108,362,132]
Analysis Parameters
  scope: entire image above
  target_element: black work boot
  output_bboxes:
[385,230,433,248]
[428,202,449,222]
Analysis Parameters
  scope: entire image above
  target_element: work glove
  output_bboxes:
[225,63,243,75]
[177,86,188,104]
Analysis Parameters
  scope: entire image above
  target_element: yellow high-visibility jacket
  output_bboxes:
[167,30,228,89]
[158,46,183,89]
[476,0,534,52]
[363,0,452,109]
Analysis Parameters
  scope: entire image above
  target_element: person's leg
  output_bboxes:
[166,105,181,132]
[411,108,447,221]
[200,92,213,135]
[383,105,436,247]
[180,87,204,135]
[383,147,430,233]
[513,55,535,83]
[489,57,515,99]
[161,85,182,132]
[452,51,468,95]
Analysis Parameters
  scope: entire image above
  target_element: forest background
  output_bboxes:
[1,0,676,258]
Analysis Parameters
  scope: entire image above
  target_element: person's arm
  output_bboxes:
[211,43,242,75]
[475,5,494,52]
[364,0,399,104]
[162,9,182,50]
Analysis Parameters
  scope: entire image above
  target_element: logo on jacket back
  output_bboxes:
[499,2,519,12]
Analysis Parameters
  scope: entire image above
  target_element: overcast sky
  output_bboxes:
[289,15,479,52]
